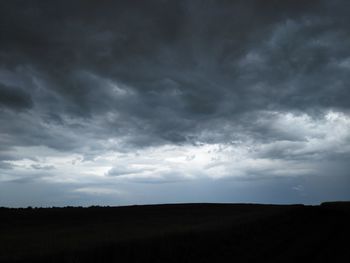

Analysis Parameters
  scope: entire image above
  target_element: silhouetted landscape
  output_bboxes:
[1,202,349,262]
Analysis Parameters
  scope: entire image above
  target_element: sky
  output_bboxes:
[0,0,350,207]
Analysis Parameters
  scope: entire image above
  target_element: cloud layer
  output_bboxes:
[1,0,350,206]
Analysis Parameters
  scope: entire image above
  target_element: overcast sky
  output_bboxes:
[1,0,350,207]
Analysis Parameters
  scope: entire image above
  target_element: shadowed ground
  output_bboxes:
[0,202,349,262]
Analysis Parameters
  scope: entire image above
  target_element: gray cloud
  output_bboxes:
[0,83,33,110]
[0,0,349,206]
[107,166,148,177]
[0,161,14,170]
[31,164,55,170]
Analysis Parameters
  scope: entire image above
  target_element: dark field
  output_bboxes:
[1,202,349,262]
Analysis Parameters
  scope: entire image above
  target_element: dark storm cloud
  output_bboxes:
[1,0,350,149]
[0,0,350,207]
[0,83,33,110]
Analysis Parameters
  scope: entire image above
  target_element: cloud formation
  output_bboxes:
[0,0,350,206]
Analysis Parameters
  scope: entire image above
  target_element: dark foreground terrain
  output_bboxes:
[0,202,349,262]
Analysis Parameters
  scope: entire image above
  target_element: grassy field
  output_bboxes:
[0,202,349,262]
